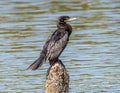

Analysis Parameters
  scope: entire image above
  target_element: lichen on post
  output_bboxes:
[46,59,69,93]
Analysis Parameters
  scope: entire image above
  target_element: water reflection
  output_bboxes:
[0,0,120,92]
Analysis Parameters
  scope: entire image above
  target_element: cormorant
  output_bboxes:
[27,16,77,70]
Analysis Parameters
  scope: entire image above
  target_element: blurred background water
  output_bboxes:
[0,0,120,93]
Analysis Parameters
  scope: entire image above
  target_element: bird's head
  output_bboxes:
[58,16,77,23]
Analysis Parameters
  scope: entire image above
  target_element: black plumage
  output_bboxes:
[27,16,76,70]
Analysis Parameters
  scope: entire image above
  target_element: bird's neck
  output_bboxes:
[57,22,66,28]
[57,22,72,32]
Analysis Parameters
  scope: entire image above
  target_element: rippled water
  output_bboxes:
[0,0,120,93]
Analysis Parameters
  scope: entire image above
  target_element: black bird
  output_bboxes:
[27,16,77,70]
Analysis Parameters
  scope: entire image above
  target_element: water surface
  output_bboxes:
[0,0,120,93]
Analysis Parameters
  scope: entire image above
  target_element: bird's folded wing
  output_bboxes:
[46,30,68,60]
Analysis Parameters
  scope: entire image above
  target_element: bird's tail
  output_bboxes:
[27,56,45,70]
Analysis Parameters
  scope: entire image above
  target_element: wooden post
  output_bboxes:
[46,60,69,93]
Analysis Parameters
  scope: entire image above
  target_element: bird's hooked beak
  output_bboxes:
[65,17,77,22]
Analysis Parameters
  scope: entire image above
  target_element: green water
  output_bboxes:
[0,0,120,93]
